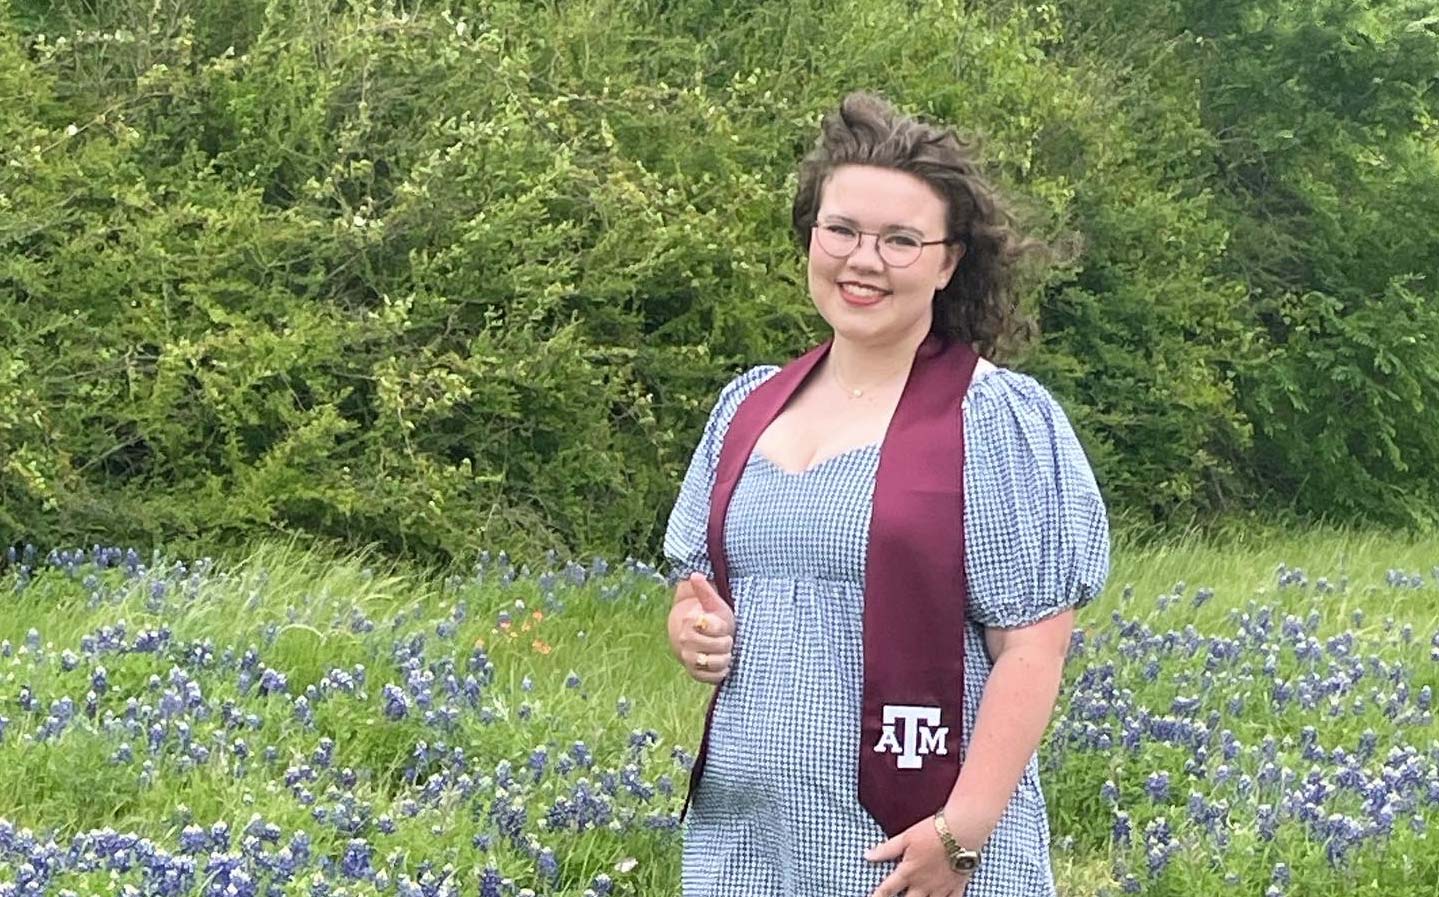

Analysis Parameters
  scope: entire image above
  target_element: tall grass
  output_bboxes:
[0,528,1435,894]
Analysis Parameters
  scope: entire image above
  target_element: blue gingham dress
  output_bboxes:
[664,363,1111,897]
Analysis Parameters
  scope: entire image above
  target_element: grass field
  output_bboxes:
[0,530,1436,895]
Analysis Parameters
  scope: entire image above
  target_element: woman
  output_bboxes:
[663,91,1109,897]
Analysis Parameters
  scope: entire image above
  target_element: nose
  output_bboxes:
[846,232,885,271]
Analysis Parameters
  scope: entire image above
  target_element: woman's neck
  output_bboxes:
[827,327,930,394]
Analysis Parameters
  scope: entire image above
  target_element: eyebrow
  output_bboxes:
[818,213,924,235]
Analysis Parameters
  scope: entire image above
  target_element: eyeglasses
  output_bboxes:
[810,222,955,269]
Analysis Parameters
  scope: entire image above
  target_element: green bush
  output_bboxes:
[1,0,1436,562]
[1057,0,1439,526]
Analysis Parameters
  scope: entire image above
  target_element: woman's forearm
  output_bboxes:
[940,643,1068,849]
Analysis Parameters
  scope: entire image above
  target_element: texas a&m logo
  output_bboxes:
[872,704,950,769]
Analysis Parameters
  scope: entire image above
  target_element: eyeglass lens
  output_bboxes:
[814,225,923,268]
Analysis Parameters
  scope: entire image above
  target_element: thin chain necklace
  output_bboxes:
[829,359,909,398]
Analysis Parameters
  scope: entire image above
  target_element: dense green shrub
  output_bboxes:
[1,0,1435,561]
[1056,0,1439,525]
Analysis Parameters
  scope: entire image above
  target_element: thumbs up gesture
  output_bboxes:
[667,572,736,684]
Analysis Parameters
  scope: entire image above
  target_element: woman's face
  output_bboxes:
[807,164,960,350]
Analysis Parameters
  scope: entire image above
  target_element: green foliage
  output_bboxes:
[1,0,1436,561]
[1057,0,1439,525]
[1245,278,1439,523]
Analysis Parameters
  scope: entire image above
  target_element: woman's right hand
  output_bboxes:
[667,573,735,684]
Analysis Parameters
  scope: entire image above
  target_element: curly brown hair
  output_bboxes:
[791,91,1051,361]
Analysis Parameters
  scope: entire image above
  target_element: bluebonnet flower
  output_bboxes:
[479,864,503,897]
[627,729,658,752]
[529,747,549,781]
[382,685,410,720]
[1099,778,1120,806]
[1145,843,1171,877]
[1270,862,1291,888]
[546,797,579,831]
[490,797,527,844]
[1256,803,1278,841]
[179,825,208,854]
[340,838,373,879]
[1358,729,1378,759]
[1322,812,1364,867]
[259,670,289,699]
[241,815,282,845]
[311,737,336,769]
[349,610,375,634]
[130,626,166,653]
[1170,695,1201,715]
[571,741,594,769]
[537,847,559,882]
[620,765,654,800]
[1186,790,1207,825]
[89,665,110,697]
[293,696,314,727]
[1144,771,1170,802]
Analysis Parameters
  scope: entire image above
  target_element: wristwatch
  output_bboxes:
[932,808,982,873]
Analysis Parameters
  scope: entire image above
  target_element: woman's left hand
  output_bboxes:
[864,817,971,897]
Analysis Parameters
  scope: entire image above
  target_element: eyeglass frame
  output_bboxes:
[808,221,960,269]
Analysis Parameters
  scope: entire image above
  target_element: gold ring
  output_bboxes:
[696,652,710,671]
[694,616,709,634]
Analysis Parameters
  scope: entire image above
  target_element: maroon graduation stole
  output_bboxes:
[684,333,977,837]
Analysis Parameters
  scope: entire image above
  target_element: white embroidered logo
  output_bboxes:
[872,704,949,769]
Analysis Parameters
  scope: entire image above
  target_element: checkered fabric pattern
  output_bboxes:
[665,363,1111,897]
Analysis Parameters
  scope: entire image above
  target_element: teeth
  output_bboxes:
[844,284,884,297]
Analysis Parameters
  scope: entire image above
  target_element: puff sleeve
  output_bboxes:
[662,365,781,583]
[962,370,1111,628]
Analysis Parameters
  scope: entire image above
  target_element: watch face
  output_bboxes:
[954,854,979,872]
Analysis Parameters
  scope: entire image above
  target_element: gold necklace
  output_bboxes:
[830,361,908,398]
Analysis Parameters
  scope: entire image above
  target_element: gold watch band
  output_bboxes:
[932,808,981,873]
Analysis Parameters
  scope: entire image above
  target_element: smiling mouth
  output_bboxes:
[839,282,890,304]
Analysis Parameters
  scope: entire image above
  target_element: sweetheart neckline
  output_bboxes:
[749,441,882,477]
